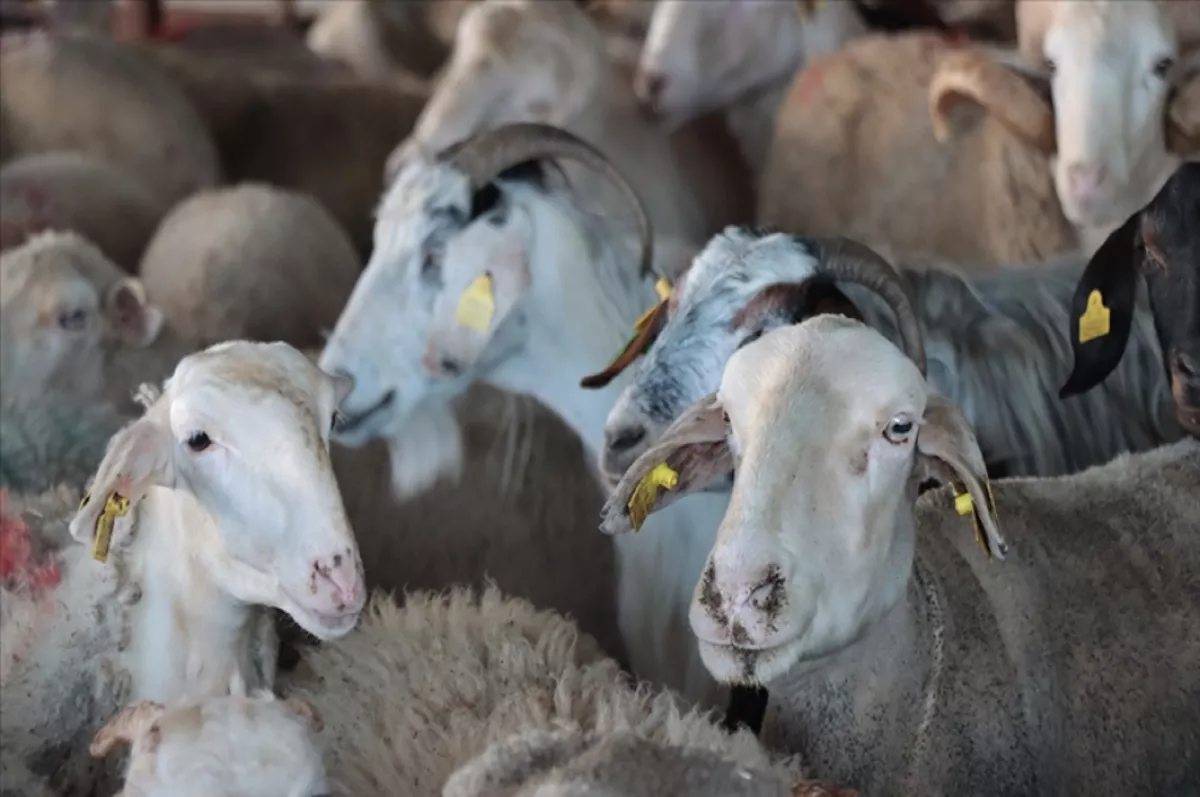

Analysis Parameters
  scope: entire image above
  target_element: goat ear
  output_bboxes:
[90,701,166,758]
[1059,211,1142,398]
[104,278,164,348]
[1166,53,1200,157]
[579,298,667,389]
[916,394,1008,559]
[929,50,1055,153]
[70,416,175,546]
[284,697,324,733]
[600,394,733,535]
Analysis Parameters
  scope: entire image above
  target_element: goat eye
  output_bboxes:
[186,432,212,453]
[1153,57,1174,79]
[884,419,914,444]
[58,308,88,331]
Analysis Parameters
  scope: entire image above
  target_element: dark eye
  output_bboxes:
[1153,56,1174,79]
[186,432,212,452]
[1043,58,1056,76]
[58,308,88,331]
[330,412,340,431]
[722,411,731,426]
[421,251,439,278]
[884,418,914,444]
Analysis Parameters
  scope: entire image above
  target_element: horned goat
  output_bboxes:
[593,228,1178,483]
[389,0,745,246]
[601,316,1199,796]
[1,341,366,796]
[320,122,731,709]
[758,23,1200,265]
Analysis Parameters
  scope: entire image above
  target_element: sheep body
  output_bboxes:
[0,31,220,205]
[0,151,165,272]
[0,393,129,494]
[280,585,804,796]
[138,183,361,348]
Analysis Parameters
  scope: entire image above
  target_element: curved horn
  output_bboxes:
[440,122,653,276]
[800,237,928,375]
[929,50,1055,154]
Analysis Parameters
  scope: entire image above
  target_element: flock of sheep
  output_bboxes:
[0,0,1197,795]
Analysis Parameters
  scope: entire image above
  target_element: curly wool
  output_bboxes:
[281,585,803,796]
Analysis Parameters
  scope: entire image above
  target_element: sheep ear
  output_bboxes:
[916,394,1008,560]
[104,278,164,348]
[1166,53,1200,157]
[70,417,175,547]
[284,697,324,733]
[90,701,166,758]
[929,50,1054,153]
[1059,211,1141,398]
[600,394,733,535]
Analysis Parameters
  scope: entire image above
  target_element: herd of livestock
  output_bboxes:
[0,0,1197,795]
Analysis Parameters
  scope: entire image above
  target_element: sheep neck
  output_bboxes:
[125,486,267,704]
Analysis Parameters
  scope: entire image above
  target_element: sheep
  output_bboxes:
[0,30,220,206]
[90,689,330,797]
[277,584,810,796]
[137,183,361,350]
[319,121,733,709]
[2,340,366,796]
[133,40,428,258]
[599,315,1200,796]
[0,393,129,494]
[591,229,1178,486]
[757,23,1200,266]
[390,0,751,247]
[0,151,166,272]
[161,20,352,79]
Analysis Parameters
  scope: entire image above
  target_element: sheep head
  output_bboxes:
[600,317,1004,686]
[592,230,921,487]
[92,691,329,797]
[70,340,365,640]
[0,231,163,407]
[1062,162,1200,438]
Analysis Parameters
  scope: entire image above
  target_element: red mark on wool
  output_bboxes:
[793,57,833,107]
[0,491,61,593]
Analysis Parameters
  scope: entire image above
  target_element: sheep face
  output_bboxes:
[600,318,997,686]
[601,229,858,485]
[91,692,328,797]
[1033,0,1189,229]
[70,341,365,640]
[321,159,533,449]
[0,232,163,406]
[390,0,605,172]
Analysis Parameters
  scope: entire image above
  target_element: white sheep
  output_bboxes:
[320,122,730,709]
[2,340,366,796]
[137,183,361,349]
[599,315,1199,795]
[0,151,165,272]
[0,30,219,206]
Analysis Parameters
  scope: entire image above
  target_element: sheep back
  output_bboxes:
[0,152,165,271]
[0,31,220,207]
[138,183,360,348]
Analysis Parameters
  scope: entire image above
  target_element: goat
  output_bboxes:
[600,315,1199,796]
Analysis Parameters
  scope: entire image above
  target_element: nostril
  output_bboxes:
[607,426,647,453]
[1067,163,1108,197]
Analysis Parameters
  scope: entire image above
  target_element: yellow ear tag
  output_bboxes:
[954,490,974,517]
[1078,290,1111,344]
[632,302,661,335]
[627,462,679,532]
[950,481,998,561]
[90,492,130,564]
[455,273,495,333]
[655,277,672,302]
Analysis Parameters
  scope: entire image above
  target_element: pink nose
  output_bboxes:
[311,551,361,615]
[1067,162,1108,201]
[692,562,787,647]
[634,70,666,112]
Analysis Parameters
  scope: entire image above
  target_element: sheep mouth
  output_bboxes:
[696,637,803,687]
[334,390,396,435]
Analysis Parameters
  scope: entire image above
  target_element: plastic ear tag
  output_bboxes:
[627,462,678,532]
[88,491,130,564]
[655,277,672,302]
[1078,290,1111,344]
[455,273,495,333]
[950,481,997,561]
[954,490,974,517]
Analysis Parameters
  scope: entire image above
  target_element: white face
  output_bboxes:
[1042,0,1182,228]
[72,341,366,640]
[320,160,534,450]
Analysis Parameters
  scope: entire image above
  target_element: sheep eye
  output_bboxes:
[884,418,914,444]
[722,410,731,426]
[57,308,88,331]
[1153,57,1174,79]
[186,432,212,453]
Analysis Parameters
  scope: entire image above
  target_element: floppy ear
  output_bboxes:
[1166,53,1200,158]
[70,416,176,546]
[930,49,1055,153]
[1059,211,1142,398]
[600,394,734,535]
[90,701,166,758]
[104,278,164,348]
[579,298,667,389]
[916,394,1007,559]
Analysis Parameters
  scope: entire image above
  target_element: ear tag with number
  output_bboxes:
[950,481,998,561]
[627,462,678,532]
[1078,290,1111,344]
[455,273,495,333]
[81,490,131,564]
